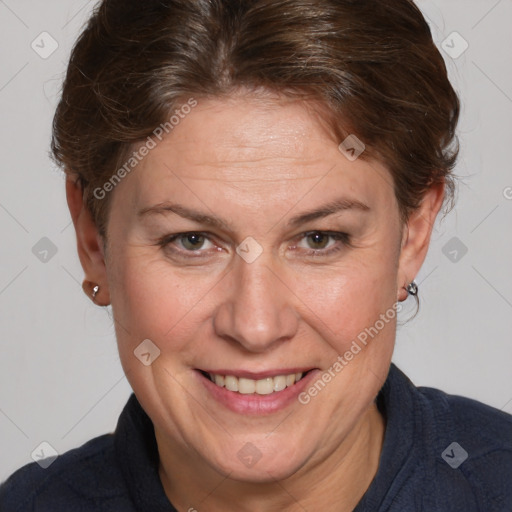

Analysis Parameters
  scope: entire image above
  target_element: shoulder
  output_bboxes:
[0,433,132,512]
[380,365,512,510]
[417,381,512,450]
[416,380,512,509]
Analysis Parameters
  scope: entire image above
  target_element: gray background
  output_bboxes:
[1,0,511,480]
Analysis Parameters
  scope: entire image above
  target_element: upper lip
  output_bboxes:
[198,368,316,379]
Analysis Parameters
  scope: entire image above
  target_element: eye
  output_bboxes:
[158,232,215,253]
[302,232,333,250]
[293,231,351,255]
[178,233,211,251]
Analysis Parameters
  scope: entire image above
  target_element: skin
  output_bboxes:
[67,91,444,512]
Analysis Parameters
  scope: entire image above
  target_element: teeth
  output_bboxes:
[207,372,304,395]
[225,375,238,392]
[273,375,287,392]
[238,378,256,394]
[256,378,274,395]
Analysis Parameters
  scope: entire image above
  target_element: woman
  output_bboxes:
[1,0,511,510]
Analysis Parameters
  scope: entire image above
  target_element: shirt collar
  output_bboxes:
[353,363,419,510]
[115,393,177,511]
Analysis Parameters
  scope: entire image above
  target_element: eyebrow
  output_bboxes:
[286,198,370,227]
[137,197,370,229]
[138,202,229,230]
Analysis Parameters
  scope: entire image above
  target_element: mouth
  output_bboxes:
[196,367,320,414]
[196,368,320,415]
[198,369,315,395]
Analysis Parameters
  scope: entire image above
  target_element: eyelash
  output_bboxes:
[156,231,352,259]
[294,231,352,257]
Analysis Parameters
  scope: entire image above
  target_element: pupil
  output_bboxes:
[184,234,204,250]
[309,233,328,249]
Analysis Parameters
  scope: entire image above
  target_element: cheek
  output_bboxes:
[295,251,398,356]
[107,250,218,352]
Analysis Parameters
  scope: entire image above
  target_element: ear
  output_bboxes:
[66,177,110,305]
[397,182,445,300]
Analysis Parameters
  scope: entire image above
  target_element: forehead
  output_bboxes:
[119,94,396,213]
[163,94,335,171]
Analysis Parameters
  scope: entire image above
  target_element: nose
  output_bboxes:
[213,255,300,353]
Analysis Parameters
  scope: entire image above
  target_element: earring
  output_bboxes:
[92,285,100,299]
[406,281,418,296]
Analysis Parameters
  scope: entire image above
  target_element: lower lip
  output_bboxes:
[196,369,320,415]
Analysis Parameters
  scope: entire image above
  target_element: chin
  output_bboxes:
[206,441,310,483]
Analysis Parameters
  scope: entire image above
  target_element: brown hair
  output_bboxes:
[52,0,459,238]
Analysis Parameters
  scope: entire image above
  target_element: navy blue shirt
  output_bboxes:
[2,364,511,511]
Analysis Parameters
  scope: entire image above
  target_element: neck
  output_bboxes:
[157,402,385,512]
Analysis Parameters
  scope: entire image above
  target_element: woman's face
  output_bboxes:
[94,93,437,482]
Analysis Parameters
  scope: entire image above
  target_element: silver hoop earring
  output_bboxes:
[406,281,418,296]
[92,285,100,299]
